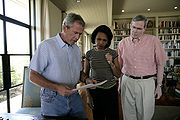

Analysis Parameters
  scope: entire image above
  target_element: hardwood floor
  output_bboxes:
[152,106,180,120]
[156,93,180,106]
[118,84,180,120]
[156,81,180,106]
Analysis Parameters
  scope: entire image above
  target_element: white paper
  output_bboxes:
[72,80,107,91]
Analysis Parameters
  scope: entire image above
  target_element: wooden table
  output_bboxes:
[0,113,88,120]
[0,113,38,120]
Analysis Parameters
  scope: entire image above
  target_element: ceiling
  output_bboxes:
[50,0,180,34]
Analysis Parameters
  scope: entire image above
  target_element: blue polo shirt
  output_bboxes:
[29,33,82,88]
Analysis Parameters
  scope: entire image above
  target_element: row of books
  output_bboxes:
[159,21,179,28]
[162,42,180,49]
[159,28,179,34]
[163,42,173,49]
[159,35,179,40]
[114,30,130,35]
[166,50,180,57]
[114,36,126,41]
[114,22,130,29]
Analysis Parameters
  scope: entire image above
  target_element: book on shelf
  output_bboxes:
[113,22,130,29]
[159,21,179,28]
[159,35,180,40]
[159,28,180,34]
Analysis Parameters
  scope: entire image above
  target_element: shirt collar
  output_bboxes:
[130,35,144,43]
[56,33,73,48]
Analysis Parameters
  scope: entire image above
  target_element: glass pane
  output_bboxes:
[0,20,4,54]
[10,86,22,113]
[0,90,7,113]
[6,22,29,54]
[10,56,30,86]
[5,0,29,24]
[0,0,3,15]
[0,56,3,90]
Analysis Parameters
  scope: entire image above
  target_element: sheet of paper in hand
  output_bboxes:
[72,80,107,91]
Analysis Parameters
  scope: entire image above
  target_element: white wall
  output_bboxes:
[48,1,62,37]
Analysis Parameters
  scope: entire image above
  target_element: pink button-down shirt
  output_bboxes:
[117,34,168,78]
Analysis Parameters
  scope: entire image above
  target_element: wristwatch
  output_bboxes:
[157,83,163,87]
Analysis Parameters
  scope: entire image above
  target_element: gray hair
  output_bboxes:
[131,15,147,28]
[62,13,85,28]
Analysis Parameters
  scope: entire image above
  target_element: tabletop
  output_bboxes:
[0,113,38,120]
[0,113,88,120]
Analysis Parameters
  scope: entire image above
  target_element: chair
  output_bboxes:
[16,66,41,115]
[77,83,93,120]
[16,66,93,118]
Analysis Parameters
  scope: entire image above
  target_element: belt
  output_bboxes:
[125,74,156,79]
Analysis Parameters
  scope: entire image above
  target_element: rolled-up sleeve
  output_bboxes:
[29,41,49,74]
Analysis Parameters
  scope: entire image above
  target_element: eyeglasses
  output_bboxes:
[131,26,144,30]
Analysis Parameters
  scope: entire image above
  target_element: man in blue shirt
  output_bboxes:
[29,13,96,119]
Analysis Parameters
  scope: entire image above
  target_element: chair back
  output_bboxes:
[22,66,41,107]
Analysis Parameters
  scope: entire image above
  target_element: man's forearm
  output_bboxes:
[157,65,164,85]
[30,69,59,91]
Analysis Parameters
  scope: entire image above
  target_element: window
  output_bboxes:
[5,0,29,24]
[10,56,30,86]
[0,20,4,54]
[6,22,29,54]
[0,0,3,15]
[0,0,36,113]
[0,56,3,90]
[0,91,7,113]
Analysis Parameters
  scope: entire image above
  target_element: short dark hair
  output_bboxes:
[131,15,147,28]
[62,13,85,28]
[91,25,113,48]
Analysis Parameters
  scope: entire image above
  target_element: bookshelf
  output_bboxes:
[158,16,180,65]
[113,18,131,49]
[112,17,156,49]
[112,15,180,67]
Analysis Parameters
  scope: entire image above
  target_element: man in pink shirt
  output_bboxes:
[117,15,168,120]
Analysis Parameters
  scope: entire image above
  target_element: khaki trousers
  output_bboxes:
[121,75,155,120]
